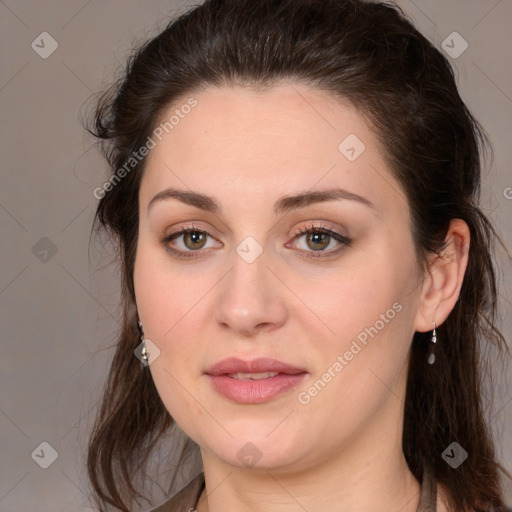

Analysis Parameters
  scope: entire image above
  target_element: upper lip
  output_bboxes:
[205,357,307,376]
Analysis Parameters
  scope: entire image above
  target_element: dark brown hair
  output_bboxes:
[85,0,511,510]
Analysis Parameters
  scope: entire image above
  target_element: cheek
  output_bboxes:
[295,269,416,442]
[133,243,212,395]
[318,247,415,345]
[307,234,419,401]
[134,242,205,339]
[134,251,205,430]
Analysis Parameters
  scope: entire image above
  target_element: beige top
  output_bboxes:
[150,467,437,512]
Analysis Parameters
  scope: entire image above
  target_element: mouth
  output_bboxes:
[205,357,308,404]
[224,371,282,380]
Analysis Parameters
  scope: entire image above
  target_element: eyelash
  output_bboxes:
[161,223,352,260]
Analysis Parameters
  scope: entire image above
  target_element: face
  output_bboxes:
[134,83,424,472]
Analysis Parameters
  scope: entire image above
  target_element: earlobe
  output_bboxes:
[413,218,470,333]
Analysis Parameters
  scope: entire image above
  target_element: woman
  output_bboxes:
[85,0,511,511]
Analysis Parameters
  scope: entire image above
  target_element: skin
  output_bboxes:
[133,82,469,512]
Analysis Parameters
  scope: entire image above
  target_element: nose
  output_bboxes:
[214,247,288,337]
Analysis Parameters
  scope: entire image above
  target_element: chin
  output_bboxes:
[198,426,310,471]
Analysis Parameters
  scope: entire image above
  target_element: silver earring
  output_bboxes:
[427,321,437,365]
[138,320,150,367]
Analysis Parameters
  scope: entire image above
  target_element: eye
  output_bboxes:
[288,223,352,258]
[161,225,220,258]
[161,222,351,260]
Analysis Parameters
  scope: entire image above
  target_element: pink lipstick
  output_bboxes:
[205,357,307,404]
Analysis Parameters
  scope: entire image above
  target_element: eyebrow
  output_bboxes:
[147,187,376,215]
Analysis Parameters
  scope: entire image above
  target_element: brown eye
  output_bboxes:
[289,224,352,259]
[305,231,330,251]
[162,226,220,259]
[182,230,207,250]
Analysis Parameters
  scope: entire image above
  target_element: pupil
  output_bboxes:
[186,231,205,248]
[309,232,329,250]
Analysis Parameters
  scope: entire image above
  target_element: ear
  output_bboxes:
[413,218,470,333]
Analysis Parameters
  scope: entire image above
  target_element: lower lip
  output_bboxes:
[207,373,307,404]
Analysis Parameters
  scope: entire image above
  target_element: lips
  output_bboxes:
[204,357,307,376]
[205,357,308,404]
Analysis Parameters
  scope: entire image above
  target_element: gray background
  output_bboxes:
[1,1,511,510]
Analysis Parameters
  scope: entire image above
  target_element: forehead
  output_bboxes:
[140,83,407,218]
[151,83,369,154]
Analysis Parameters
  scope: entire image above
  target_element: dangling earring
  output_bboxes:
[427,321,437,365]
[137,319,150,367]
